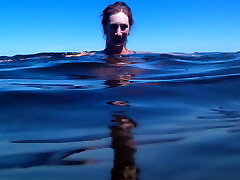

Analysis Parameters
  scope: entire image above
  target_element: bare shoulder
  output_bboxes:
[65,51,96,57]
[135,51,199,57]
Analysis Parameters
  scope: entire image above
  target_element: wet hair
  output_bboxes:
[102,1,134,34]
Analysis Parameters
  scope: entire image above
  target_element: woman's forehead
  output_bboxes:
[108,12,129,25]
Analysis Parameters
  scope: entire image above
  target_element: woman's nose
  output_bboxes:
[115,26,122,36]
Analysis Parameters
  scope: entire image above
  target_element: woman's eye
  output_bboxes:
[110,24,118,30]
[110,24,128,31]
[120,24,128,31]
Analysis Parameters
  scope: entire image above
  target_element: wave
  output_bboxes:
[0,52,239,91]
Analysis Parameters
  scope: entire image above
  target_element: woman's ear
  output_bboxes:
[128,28,131,35]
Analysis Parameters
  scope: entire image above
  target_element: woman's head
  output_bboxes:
[102,2,134,34]
[102,2,134,51]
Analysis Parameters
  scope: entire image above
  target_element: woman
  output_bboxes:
[66,1,134,57]
[101,1,134,55]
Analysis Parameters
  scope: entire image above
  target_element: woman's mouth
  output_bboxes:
[112,36,125,46]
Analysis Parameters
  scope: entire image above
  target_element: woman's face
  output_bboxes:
[105,12,130,47]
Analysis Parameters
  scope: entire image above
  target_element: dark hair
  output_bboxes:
[102,1,134,34]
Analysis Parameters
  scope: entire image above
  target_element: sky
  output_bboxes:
[0,0,239,56]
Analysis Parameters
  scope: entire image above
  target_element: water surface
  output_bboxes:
[0,52,240,180]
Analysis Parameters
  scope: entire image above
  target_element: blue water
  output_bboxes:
[0,52,240,180]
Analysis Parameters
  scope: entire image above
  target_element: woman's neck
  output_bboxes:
[104,44,132,55]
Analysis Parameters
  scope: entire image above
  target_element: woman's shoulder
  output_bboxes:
[134,51,199,57]
[65,51,96,57]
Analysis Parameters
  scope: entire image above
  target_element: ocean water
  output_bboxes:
[0,51,240,180]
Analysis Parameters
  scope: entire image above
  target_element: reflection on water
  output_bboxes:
[110,113,139,180]
[103,56,138,88]
[106,57,140,179]
[104,75,133,88]
[0,52,240,179]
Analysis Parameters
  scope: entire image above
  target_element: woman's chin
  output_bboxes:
[114,43,123,47]
[108,40,126,48]
[113,41,125,47]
